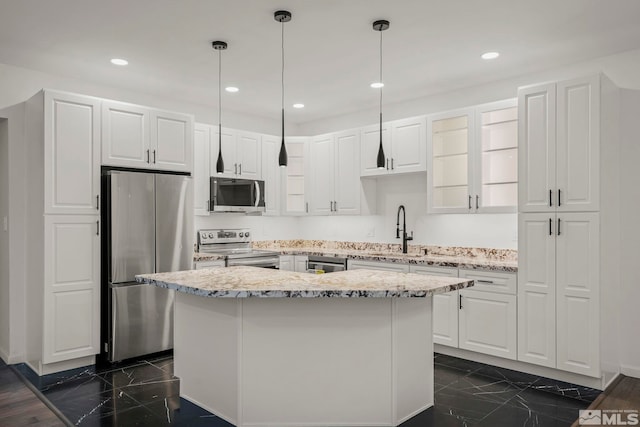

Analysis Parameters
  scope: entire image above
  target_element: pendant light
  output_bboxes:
[275,10,291,167]
[373,20,389,169]
[212,40,227,174]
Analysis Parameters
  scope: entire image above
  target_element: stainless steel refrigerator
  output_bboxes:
[104,170,193,362]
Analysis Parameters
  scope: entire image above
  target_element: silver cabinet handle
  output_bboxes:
[153,149,156,164]
[96,195,100,210]
[386,158,389,170]
[549,189,553,207]
[476,195,479,210]
[549,218,553,236]
[334,200,337,212]
[96,220,100,236]
[557,218,561,236]
[391,158,394,170]
[477,280,494,284]
[234,163,238,174]
[239,164,242,175]
[459,294,463,309]
[468,195,472,210]
[254,181,260,207]
[146,149,150,163]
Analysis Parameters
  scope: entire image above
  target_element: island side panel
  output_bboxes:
[174,292,240,425]
[393,297,434,424]
[241,298,393,427]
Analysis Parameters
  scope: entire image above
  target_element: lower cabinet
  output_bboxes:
[43,215,100,364]
[294,255,309,273]
[279,255,294,271]
[458,289,517,360]
[347,259,409,272]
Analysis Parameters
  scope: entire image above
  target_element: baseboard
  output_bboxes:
[620,364,640,379]
[396,403,433,425]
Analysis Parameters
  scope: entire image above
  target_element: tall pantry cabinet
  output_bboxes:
[24,91,101,374]
[517,75,620,383]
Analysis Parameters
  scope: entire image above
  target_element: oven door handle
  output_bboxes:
[308,262,346,270]
[227,257,279,267]
[254,181,261,207]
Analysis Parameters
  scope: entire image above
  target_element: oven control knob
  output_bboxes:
[239,232,244,237]
[208,233,214,238]
[245,232,250,238]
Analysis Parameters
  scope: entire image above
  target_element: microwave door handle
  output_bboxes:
[254,181,261,207]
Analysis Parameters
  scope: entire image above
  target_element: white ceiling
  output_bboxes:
[1,0,640,124]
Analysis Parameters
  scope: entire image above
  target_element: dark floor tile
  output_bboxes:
[117,377,180,407]
[503,388,590,424]
[400,406,470,427]
[14,363,97,392]
[529,376,601,402]
[473,364,540,388]
[435,364,471,391]
[445,371,526,403]
[477,400,571,427]
[144,398,233,426]
[149,357,174,375]
[435,354,483,373]
[99,361,169,389]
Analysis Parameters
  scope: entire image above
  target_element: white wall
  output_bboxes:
[0,119,9,362]
[618,91,640,378]
[0,62,285,135]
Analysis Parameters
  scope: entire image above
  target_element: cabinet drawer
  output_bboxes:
[194,260,225,270]
[347,260,409,273]
[459,269,516,295]
[409,265,458,277]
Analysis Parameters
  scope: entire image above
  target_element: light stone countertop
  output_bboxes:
[136,266,474,298]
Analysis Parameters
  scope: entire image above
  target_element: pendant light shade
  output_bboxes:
[212,40,227,174]
[373,20,389,169]
[275,10,291,168]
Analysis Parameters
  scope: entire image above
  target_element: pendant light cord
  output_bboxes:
[379,29,383,117]
[281,20,285,140]
[218,48,222,140]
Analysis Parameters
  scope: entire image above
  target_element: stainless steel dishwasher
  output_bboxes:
[306,255,348,273]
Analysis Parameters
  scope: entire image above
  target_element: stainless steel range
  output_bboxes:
[197,228,280,268]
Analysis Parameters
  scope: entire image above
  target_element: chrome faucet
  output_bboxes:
[396,205,413,254]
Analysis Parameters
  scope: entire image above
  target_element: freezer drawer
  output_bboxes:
[110,284,174,361]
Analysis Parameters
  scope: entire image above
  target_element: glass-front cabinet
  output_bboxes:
[427,100,517,214]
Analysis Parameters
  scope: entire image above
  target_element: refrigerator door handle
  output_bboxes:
[254,181,261,207]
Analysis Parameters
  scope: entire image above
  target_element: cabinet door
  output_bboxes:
[261,135,282,216]
[390,116,427,174]
[458,269,517,295]
[517,213,556,368]
[556,213,600,377]
[409,265,459,347]
[150,110,192,172]
[556,76,600,212]
[283,138,309,215]
[102,101,150,168]
[334,130,360,215]
[427,109,474,213]
[294,255,309,273]
[193,124,211,216]
[237,131,262,179]
[475,100,518,213]
[518,83,556,213]
[43,215,100,364]
[211,127,238,177]
[360,123,390,176]
[279,255,294,271]
[309,134,335,215]
[44,92,101,215]
[459,289,517,360]
[347,260,409,273]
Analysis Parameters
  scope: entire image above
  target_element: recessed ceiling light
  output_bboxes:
[481,52,500,60]
[370,82,384,88]
[293,103,304,109]
[110,58,128,66]
[225,86,239,93]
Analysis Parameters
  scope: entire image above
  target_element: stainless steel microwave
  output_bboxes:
[209,177,265,214]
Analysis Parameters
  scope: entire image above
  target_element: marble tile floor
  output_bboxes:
[9,353,600,426]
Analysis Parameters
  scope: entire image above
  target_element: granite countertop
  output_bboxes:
[136,266,474,298]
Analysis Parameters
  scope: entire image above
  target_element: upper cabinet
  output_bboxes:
[261,134,283,216]
[102,100,193,173]
[427,101,518,214]
[211,127,261,179]
[282,137,310,215]
[360,116,426,177]
[43,91,101,215]
[518,76,599,213]
[309,130,361,215]
[193,124,211,216]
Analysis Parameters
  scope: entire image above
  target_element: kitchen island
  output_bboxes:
[136,266,474,427]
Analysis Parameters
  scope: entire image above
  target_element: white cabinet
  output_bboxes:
[294,255,309,273]
[458,289,517,360]
[279,255,294,271]
[283,138,310,215]
[360,116,426,177]
[409,265,459,348]
[428,100,518,214]
[43,215,100,364]
[193,124,211,216]
[102,100,193,172]
[309,130,361,215]
[347,260,409,273]
[261,135,283,216]
[212,127,261,179]
[518,76,599,213]
[44,91,101,215]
